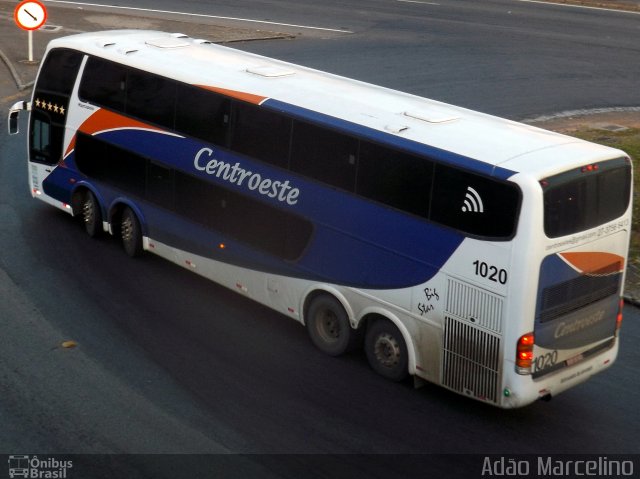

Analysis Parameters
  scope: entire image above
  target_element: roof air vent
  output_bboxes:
[146,37,191,49]
[118,47,139,55]
[96,40,116,48]
[385,124,409,134]
[404,110,459,124]
[246,65,296,78]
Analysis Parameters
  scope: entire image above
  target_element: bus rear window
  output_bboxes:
[543,158,631,238]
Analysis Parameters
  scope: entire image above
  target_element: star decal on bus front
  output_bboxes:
[34,98,65,116]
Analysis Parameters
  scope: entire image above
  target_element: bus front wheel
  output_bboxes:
[120,207,143,258]
[365,319,409,382]
[306,294,358,357]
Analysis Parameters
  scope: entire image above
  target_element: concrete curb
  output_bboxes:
[0,48,34,92]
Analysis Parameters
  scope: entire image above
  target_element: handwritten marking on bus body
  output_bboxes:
[424,287,439,302]
[193,147,300,205]
[418,287,440,316]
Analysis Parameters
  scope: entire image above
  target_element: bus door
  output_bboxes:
[27,49,83,196]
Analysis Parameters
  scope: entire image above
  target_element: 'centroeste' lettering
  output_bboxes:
[193,147,300,205]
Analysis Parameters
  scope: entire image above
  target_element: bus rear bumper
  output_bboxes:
[499,340,618,409]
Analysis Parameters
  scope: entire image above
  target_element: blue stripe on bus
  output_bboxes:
[44,128,467,289]
[263,99,516,180]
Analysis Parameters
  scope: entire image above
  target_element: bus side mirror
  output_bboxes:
[7,101,29,135]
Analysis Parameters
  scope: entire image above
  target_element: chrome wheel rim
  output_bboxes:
[373,333,401,369]
[82,198,94,225]
[121,216,134,242]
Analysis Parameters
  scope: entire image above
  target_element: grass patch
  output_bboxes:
[570,127,640,165]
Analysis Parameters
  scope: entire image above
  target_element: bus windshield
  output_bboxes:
[542,158,631,238]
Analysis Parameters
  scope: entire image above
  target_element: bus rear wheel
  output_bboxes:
[120,207,143,258]
[365,319,409,382]
[306,294,358,357]
[81,190,101,238]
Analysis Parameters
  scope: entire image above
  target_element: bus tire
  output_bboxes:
[365,319,409,382]
[306,294,357,357]
[81,190,101,238]
[120,207,143,258]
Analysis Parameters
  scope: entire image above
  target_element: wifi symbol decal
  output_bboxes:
[461,186,484,213]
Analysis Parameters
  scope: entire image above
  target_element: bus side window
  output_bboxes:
[357,142,433,218]
[147,162,175,210]
[174,171,312,260]
[75,133,146,195]
[176,84,231,147]
[127,70,176,129]
[290,121,358,192]
[79,57,127,111]
[229,101,291,169]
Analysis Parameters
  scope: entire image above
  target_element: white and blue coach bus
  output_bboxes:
[8,31,632,408]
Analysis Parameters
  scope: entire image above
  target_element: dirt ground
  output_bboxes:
[537,0,640,12]
[527,110,640,133]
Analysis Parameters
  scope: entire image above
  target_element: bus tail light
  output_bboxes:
[580,163,599,173]
[516,332,534,374]
[615,299,624,336]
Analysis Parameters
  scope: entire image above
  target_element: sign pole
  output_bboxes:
[28,30,34,63]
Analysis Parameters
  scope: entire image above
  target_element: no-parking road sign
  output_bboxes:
[14,0,48,31]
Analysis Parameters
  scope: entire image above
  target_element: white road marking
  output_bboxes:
[397,0,440,5]
[42,0,354,33]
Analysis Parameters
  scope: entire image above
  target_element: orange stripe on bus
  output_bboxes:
[64,109,166,158]
[559,252,624,275]
[196,85,267,105]
[63,136,76,158]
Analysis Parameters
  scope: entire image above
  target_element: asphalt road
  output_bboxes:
[37,0,640,118]
[1,1,640,477]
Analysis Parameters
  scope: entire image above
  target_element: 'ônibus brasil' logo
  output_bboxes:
[193,147,300,205]
[8,455,73,478]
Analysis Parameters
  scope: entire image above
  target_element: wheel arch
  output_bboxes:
[301,286,356,329]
